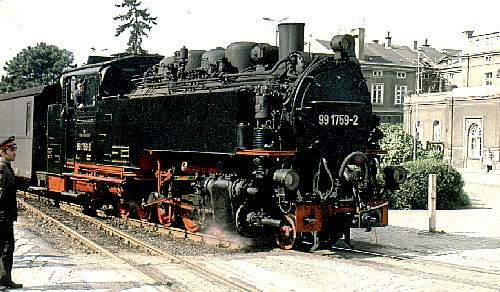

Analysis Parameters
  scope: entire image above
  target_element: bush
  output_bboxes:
[387,159,469,209]
[378,123,429,165]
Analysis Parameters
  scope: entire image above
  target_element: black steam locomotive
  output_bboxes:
[2,23,405,250]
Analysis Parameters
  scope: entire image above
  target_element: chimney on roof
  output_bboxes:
[373,39,379,44]
[350,28,365,61]
[413,41,418,50]
[385,31,392,48]
[463,30,474,38]
[423,38,430,47]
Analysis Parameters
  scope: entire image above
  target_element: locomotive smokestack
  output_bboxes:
[278,23,305,60]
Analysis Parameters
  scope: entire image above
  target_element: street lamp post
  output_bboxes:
[262,17,289,46]
[413,50,422,161]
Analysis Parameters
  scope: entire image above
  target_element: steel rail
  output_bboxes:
[20,191,243,249]
[331,246,500,276]
[19,192,256,292]
[16,198,169,287]
[328,245,500,291]
[59,205,257,292]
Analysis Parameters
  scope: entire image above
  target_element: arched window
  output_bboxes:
[432,120,441,141]
[467,123,482,159]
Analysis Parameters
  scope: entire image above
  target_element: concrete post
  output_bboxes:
[428,174,437,232]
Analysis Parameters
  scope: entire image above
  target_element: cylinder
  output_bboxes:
[237,123,249,149]
[201,47,225,68]
[186,50,206,71]
[250,43,279,65]
[179,46,188,59]
[278,23,305,60]
[273,169,300,190]
[260,217,281,228]
[225,42,256,72]
[158,55,175,75]
[253,127,272,150]
[255,95,268,119]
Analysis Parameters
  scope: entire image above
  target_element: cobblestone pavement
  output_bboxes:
[189,168,499,290]
[348,168,500,281]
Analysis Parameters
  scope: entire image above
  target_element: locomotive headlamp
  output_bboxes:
[273,169,300,190]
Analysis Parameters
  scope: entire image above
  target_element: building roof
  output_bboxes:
[0,85,45,101]
[419,46,447,64]
[0,84,60,102]
[317,36,454,67]
[364,43,415,65]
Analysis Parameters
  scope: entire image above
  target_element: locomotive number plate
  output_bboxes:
[318,114,359,126]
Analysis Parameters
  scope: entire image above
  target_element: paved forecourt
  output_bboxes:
[12,220,169,291]
[10,168,500,290]
[352,168,500,278]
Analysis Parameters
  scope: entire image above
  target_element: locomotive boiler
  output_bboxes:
[33,23,405,250]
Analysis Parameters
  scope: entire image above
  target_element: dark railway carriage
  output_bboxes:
[0,85,60,183]
[27,23,405,250]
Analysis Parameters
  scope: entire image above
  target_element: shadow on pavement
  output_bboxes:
[349,225,500,257]
[14,281,162,291]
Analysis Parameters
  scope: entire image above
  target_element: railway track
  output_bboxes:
[21,191,245,249]
[324,245,500,290]
[19,191,499,290]
[17,194,257,291]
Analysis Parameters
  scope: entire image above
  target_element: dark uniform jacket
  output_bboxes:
[0,158,17,222]
[72,88,85,106]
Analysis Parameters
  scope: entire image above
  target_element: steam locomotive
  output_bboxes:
[1,23,405,250]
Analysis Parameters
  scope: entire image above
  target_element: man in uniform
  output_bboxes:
[0,137,23,289]
[72,81,85,109]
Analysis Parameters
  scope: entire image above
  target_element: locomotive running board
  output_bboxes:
[235,150,296,157]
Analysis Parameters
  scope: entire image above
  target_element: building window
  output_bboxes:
[485,55,492,63]
[484,72,493,85]
[396,72,406,78]
[373,71,383,77]
[432,120,441,142]
[394,85,407,105]
[371,84,384,104]
[467,123,482,159]
[448,73,454,79]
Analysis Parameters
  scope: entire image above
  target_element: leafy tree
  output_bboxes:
[114,0,157,54]
[378,123,420,165]
[378,123,442,165]
[0,43,74,92]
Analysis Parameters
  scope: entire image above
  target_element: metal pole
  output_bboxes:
[428,173,437,232]
[275,26,278,47]
[413,50,421,161]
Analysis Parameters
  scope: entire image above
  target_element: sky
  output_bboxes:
[0,0,499,76]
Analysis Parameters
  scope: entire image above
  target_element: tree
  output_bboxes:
[0,43,74,93]
[378,123,442,166]
[113,0,157,54]
[378,123,420,165]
